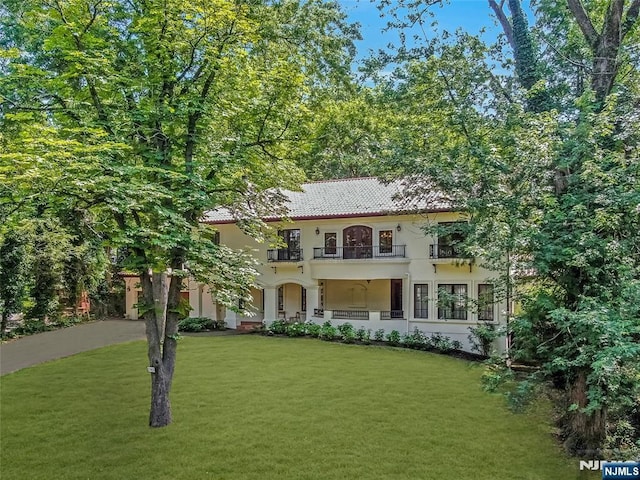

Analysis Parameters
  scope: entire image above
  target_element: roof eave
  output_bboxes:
[202,207,453,225]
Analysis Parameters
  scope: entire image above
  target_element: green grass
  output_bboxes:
[1,336,592,480]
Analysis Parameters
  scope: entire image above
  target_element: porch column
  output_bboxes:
[224,309,237,330]
[404,274,411,332]
[263,287,277,324]
[306,286,319,322]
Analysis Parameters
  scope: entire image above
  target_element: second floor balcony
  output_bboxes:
[313,245,406,259]
[267,248,303,262]
[429,244,463,259]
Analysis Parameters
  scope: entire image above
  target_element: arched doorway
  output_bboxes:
[343,225,372,259]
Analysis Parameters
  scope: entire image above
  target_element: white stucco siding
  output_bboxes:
[121,212,508,353]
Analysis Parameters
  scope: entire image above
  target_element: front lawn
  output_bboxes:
[0,336,589,479]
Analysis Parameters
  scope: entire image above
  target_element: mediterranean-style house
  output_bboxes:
[124,177,507,352]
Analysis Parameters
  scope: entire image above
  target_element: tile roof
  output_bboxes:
[203,177,450,224]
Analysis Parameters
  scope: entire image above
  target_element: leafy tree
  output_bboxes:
[0,230,27,337]
[1,0,355,426]
[372,0,640,457]
[29,215,72,320]
[294,88,396,179]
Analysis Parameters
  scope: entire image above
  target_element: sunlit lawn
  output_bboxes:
[1,336,590,479]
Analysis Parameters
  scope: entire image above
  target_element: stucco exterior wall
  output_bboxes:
[122,212,508,352]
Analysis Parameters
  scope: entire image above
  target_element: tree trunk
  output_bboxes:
[591,0,624,104]
[140,262,184,427]
[149,359,172,427]
[489,0,551,112]
[566,0,630,106]
[162,254,185,393]
[592,37,621,105]
[563,369,606,457]
[1,311,8,338]
[140,270,173,427]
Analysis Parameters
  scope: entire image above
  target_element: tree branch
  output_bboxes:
[81,0,103,36]
[52,0,113,135]
[566,0,599,47]
[622,0,640,39]
[488,0,515,51]
[175,33,208,84]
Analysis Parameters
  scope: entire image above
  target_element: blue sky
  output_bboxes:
[339,0,527,62]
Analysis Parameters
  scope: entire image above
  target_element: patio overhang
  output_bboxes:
[310,262,409,280]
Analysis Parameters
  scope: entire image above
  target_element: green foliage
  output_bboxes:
[306,322,321,338]
[401,328,428,350]
[364,0,640,455]
[177,317,215,333]
[295,90,395,180]
[428,333,456,353]
[505,380,540,414]
[268,319,288,335]
[285,322,306,337]
[355,326,372,344]
[373,329,385,342]
[0,230,28,335]
[174,297,193,321]
[385,330,401,346]
[1,0,358,425]
[318,321,338,341]
[28,218,73,320]
[12,318,50,335]
[341,329,356,344]
[468,323,500,357]
[51,316,85,329]
[337,322,355,337]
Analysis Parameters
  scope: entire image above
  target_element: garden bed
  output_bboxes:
[256,319,490,362]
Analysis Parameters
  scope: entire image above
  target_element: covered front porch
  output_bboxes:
[227,278,408,331]
[233,279,408,333]
[318,278,405,318]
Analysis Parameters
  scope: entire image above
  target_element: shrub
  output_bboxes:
[52,317,75,328]
[386,330,401,346]
[342,329,356,344]
[268,319,287,335]
[319,321,338,341]
[403,328,426,349]
[13,318,48,335]
[468,323,499,356]
[356,326,372,344]
[286,322,306,337]
[178,317,214,332]
[337,322,355,337]
[373,329,385,342]
[430,333,458,353]
[306,322,321,337]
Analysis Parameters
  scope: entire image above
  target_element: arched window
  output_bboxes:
[343,225,372,259]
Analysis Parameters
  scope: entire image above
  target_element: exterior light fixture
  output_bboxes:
[396,224,401,232]
[315,227,320,235]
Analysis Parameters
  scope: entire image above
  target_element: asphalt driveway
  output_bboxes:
[0,319,146,375]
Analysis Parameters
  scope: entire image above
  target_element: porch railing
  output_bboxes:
[380,310,404,319]
[429,244,462,259]
[267,248,303,262]
[331,310,369,320]
[313,245,406,259]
